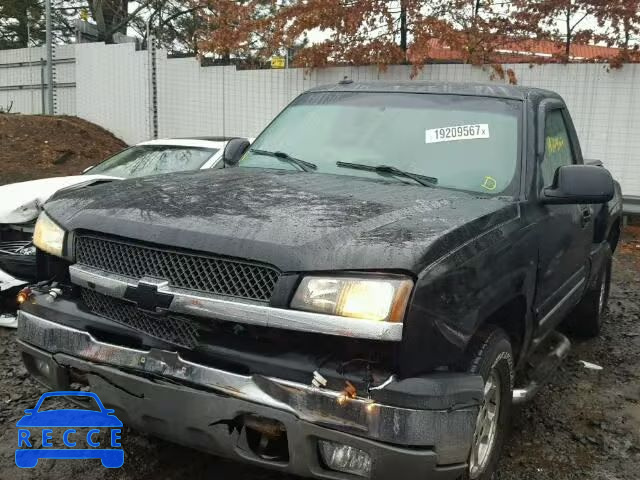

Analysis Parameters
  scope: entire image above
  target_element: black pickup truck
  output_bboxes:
[17,82,622,479]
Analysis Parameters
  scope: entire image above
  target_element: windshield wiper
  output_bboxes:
[250,149,317,172]
[336,162,437,187]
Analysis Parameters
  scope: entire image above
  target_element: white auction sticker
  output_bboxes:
[425,124,490,144]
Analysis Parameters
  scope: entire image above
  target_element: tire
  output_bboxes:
[462,328,514,480]
[565,246,612,338]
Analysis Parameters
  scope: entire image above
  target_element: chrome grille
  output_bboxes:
[74,234,280,302]
[81,288,199,348]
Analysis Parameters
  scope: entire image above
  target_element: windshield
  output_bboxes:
[240,92,521,195]
[86,145,217,178]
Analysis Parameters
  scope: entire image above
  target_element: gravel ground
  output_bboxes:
[0,229,638,480]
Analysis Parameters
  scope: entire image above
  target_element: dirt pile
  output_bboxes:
[0,114,126,186]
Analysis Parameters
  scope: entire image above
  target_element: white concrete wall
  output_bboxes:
[0,44,76,115]
[156,56,315,139]
[152,59,640,197]
[1,42,639,196]
[75,43,150,144]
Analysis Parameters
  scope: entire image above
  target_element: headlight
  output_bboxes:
[291,276,413,322]
[33,211,66,257]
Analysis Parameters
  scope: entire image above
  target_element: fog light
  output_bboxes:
[318,440,371,477]
[34,359,50,377]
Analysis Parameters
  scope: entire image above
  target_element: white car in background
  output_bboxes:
[0,136,242,326]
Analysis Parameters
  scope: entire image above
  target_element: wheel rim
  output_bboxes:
[469,370,501,479]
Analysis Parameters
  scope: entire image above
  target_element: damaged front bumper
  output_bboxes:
[0,239,34,295]
[0,240,34,328]
[17,307,482,480]
[0,266,27,293]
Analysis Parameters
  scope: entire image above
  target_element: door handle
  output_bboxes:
[580,209,592,227]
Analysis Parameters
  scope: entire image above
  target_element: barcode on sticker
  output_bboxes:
[425,124,490,144]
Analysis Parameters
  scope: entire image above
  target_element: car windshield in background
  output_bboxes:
[240,92,522,195]
[86,146,217,178]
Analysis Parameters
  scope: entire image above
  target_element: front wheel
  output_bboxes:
[463,328,514,480]
[565,246,612,338]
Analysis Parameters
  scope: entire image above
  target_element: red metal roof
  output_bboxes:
[423,38,620,62]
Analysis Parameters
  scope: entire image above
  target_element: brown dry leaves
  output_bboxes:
[193,0,640,78]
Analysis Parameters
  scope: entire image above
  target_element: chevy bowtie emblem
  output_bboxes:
[124,278,174,314]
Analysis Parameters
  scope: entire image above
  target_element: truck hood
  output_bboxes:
[44,168,518,273]
[0,175,120,224]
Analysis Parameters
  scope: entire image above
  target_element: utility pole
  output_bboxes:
[146,19,158,139]
[27,11,35,113]
[400,0,407,61]
[45,0,54,115]
[40,59,46,115]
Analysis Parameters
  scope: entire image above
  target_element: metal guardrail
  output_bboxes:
[623,196,640,216]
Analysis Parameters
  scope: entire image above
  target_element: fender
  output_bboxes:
[399,207,537,376]
[586,241,611,290]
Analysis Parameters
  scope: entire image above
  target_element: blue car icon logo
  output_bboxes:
[16,391,124,468]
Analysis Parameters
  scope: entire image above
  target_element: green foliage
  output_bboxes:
[0,0,78,48]
[0,0,44,48]
[129,1,210,55]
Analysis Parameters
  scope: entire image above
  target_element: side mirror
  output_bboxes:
[82,166,94,174]
[23,409,34,415]
[541,165,614,205]
[223,138,250,167]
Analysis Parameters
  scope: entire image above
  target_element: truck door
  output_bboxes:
[534,106,594,336]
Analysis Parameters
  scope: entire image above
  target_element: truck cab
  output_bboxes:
[17,82,621,480]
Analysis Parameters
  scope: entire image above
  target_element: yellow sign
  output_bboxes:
[481,176,497,191]
[271,57,286,69]
[546,136,566,154]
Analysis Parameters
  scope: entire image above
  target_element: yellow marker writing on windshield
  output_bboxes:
[481,176,497,191]
[546,136,565,153]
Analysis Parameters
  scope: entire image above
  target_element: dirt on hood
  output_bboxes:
[0,114,126,186]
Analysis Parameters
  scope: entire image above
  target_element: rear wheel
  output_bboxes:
[463,328,514,480]
[565,247,612,338]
